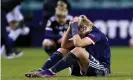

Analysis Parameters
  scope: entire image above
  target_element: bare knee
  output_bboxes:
[57,48,70,56]
[71,47,83,56]
[71,47,89,58]
[42,39,56,47]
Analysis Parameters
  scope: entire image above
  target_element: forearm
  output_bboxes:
[73,34,83,47]
[73,34,92,47]
[61,27,71,48]
[71,22,84,47]
[61,40,74,49]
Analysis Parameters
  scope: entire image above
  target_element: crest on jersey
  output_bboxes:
[46,20,51,27]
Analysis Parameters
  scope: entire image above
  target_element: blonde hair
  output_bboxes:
[78,15,94,32]
[80,15,94,28]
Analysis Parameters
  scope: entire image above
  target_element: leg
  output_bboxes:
[25,47,89,77]
[69,47,90,76]
[1,11,22,59]
[71,48,109,76]
[2,11,14,55]
[41,48,70,70]
[71,47,89,73]
[25,48,70,77]
[46,47,89,75]
[85,54,109,76]
[1,21,13,56]
[69,61,81,76]
[42,39,57,56]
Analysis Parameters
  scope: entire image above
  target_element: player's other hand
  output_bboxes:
[71,17,82,25]
[72,17,79,23]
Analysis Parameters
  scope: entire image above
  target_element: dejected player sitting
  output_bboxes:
[25,15,111,77]
[42,6,73,56]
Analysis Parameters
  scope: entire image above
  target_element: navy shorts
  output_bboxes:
[70,54,109,76]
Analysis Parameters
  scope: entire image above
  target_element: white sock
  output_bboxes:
[8,29,22,41]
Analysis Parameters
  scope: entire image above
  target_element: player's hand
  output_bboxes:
[72,17,79,23]
[68,21,72,30]
[71,17,82,25]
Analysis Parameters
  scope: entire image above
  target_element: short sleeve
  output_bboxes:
[46,20,52,27]
[88,32,102,44]
[45,20,53,31]
[44,20,55,39]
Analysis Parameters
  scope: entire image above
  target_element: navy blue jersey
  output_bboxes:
[44,15,73,41]
[85,26,111,72]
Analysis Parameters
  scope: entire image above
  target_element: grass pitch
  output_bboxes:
[1,47,133,80]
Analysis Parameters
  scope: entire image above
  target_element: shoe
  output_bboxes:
[5,49,23,59]
[14,50,23,58]
[39,69,56,77]
[4,48,16,59]
[25,69,55,78]
[6,52,16,59]
[25,68,44,78]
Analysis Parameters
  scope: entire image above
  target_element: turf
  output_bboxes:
[1,47,133,80]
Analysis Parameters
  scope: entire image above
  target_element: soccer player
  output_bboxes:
[1,0,29,59]
[6,5,30,44]
[42,7,73,56]
[42,0,71,32]
[25,15,110,77]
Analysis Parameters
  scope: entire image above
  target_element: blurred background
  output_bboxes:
[2,0,133,47]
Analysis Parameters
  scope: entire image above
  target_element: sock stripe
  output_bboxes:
[49,69,56,74]
[51,53,78,73]
[89,61,105,70]
[41,51,63,70]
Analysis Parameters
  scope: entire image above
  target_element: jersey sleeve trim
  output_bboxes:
[45,27,53,31]
[88,37,95,45]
